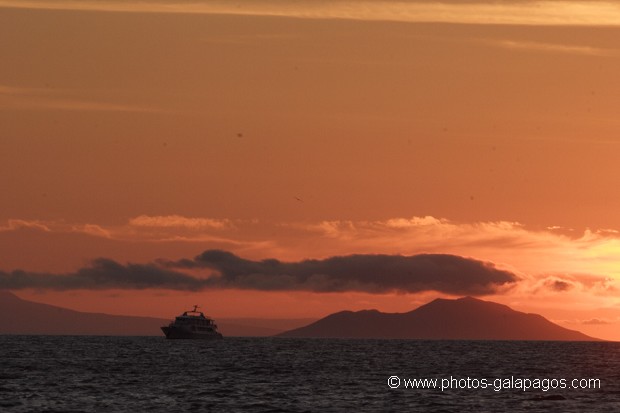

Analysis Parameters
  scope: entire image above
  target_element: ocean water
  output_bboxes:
[1,336,619,412]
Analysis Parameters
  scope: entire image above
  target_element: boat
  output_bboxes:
[161,305,223,339]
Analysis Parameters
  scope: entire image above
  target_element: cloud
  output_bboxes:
[26,99,162,113]
[2,0,620,26]
[581,318,613,325]
[6,215,620,280]
[285,218,620,282]
[0,216,245,244]
[285,217,550,259]
[0,250,518,294]
[2,215,620,300]
[0,84,163,113]
[544,278,575,292]
[70,224,113,239]
[121,215,255,245]
[166,249,518,294]
[489,40,616,57]
[0,219,50,232]
[0,259,204,290]
[128,215,232,230]
[533,273,616,294]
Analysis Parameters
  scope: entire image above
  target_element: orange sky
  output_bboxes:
[1,1,620,340]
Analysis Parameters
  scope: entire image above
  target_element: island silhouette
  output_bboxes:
[278,296,598,341]
[0,291,598,340]
[0,291,307,336]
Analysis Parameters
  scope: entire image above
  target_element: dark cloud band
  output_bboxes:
[0,250,518,294]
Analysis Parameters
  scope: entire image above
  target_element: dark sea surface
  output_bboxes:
[1,336,619,412]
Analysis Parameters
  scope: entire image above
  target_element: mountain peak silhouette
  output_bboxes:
[0,290,169,336]
[279,296,598,341]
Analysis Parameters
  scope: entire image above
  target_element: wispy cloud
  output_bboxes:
[0,84,163,113]
[1,0,620,26]
[581,318,615,325]
[0,219,51,232]
[128,215,232,230]
[0,216,259,246]
[70,224,113,239]
[532,273,615,294]
[489,39,617,56]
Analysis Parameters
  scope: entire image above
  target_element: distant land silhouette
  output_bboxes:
[0,291,311,337]
[279,296,599,341]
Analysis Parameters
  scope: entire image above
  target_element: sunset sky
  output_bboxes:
[2,0,620,340]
